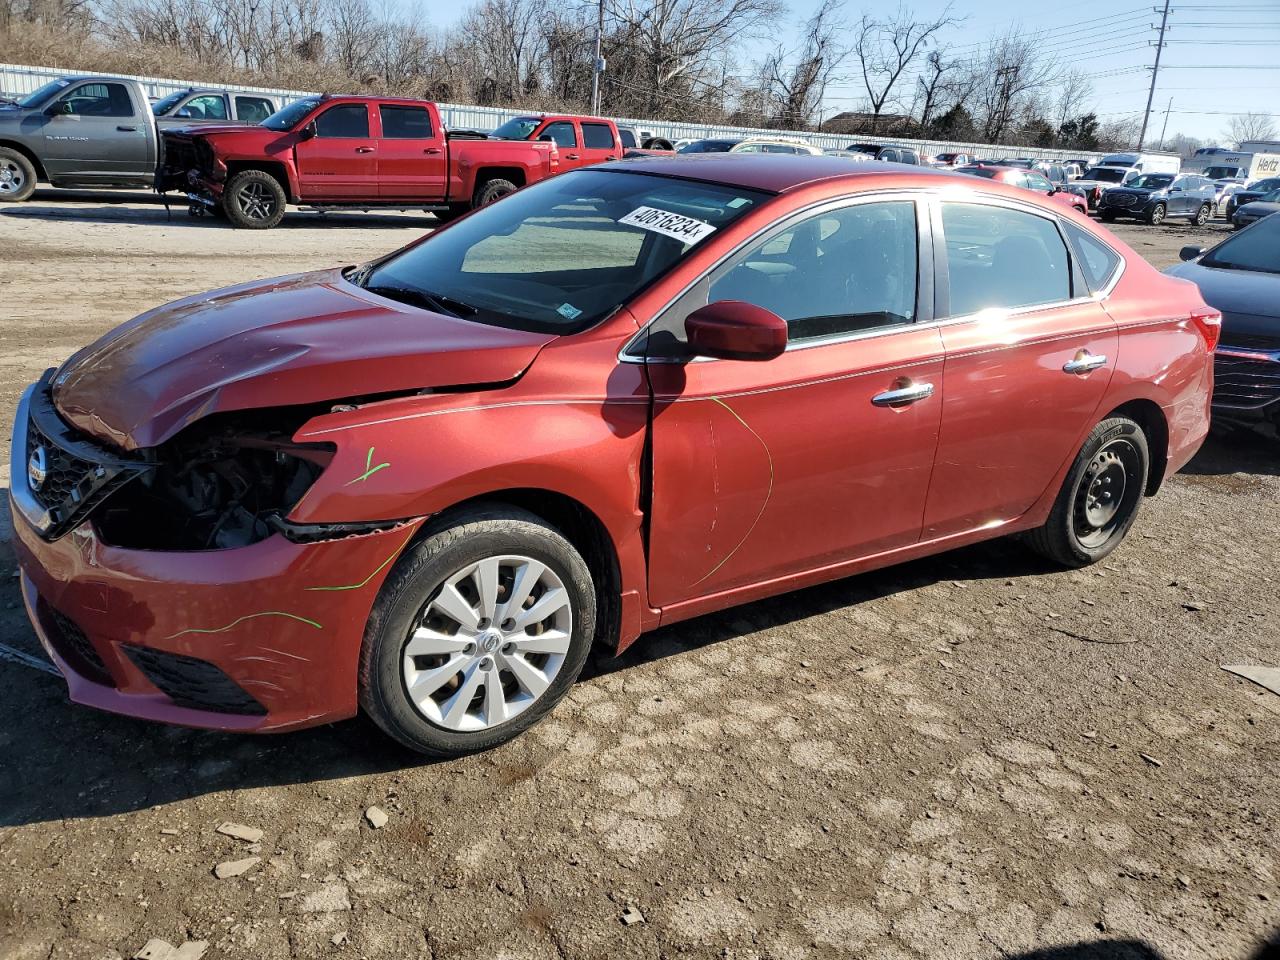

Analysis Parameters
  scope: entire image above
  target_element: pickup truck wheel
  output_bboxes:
[359,504,596,757]
[0,148,37,202]
[473,178,518,208]
[222,170,286,229]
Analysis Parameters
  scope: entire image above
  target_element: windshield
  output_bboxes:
[261,97,318,130]
[1203,166,1240,180]
[1262,189,1280,202]
[355,169,769,334]
[1202,213,1280,274]
[1246,177,1280,193]
[1130,174,1173,190]
[17,78,71,108]
[151,91,186,115]
[678,140,739,153]
[490,117,541,140]
[957,166,999,179]
[1086,167,1128,183]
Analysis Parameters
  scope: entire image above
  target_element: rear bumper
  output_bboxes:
[12,492,420,733]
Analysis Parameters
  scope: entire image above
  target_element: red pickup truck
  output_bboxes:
[488,114,674,166]
[158,95,560,228]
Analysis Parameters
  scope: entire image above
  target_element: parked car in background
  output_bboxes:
[158,95,560,228]
[616,126,674,153]
[1168,216,1280,428]
[1097,173,1216,226]
[843,143,920,164]
[932,152,972,167]
[677,138,742,153]
[151,87,281,126]
[1097,152,1181,175]
[1224,176,1280,219]
[1,76,179,201]
[1230,188,1280,229]
[730,137,823,155]
[10,156,1215,755]
[1074,165,1139,209]
[821,148,874,160]
[955,164,1088,215]
[488,113,629,171]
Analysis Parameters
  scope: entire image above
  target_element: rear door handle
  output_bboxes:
[423,147,442,154]
[117,125,137,132]
[871,382,934,407]
[355,146,375,154]
[1063,352,1108,374]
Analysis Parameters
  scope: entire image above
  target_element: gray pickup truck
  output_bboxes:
[0,76,281,202]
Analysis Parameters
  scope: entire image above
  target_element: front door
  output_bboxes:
[923,198,1118,539]
[645,196,943,609]
[40,80,151,182]
[539,121,583,170]
[295,103,377,199]
[376,103,446,200]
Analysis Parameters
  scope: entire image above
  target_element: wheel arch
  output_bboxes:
[1105,398,1169,495]
[474,166,527,192]
[0,139,47,181]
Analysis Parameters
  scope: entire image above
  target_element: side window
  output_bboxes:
[57,82,134,117]
[618,128,637,149]
[236,96,273,123]
[542,121,577,148]
[1063,221,1122,291]
[941,202,1071,317]
[1024,172,1053,192]
[735,142,762,153]
[315,104,369,138]
[380,105,433,139]
[709,200,918,343]
[582,122,615,149]
[181,95,227,120]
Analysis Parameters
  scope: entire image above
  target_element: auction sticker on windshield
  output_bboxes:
[619,206,717,244]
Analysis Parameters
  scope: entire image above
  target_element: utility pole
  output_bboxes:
[1137,0,1171,150]
[590,0,605,116]
[1158,96,1173,150]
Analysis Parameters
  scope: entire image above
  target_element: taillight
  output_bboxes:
[1190,308,1222,352]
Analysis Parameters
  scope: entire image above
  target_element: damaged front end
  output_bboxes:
[156,131,223,204]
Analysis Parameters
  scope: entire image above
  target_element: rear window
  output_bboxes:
[236,96,273,123]
[941,202,1071,317]
[356,169,769,334]
[1064,221,1122,291]
[582,122,614,149]
[618,129,637,148]
[381,105,433,139]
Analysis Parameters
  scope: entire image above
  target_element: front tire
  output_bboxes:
[1025,417,1150,568]
[221,169,287,229]
[1146,202,1166,226]
[0,147,37,202]
[1193,203,1211,226]
[359,505,596,757]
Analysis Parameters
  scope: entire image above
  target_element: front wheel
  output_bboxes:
[221,169,287,229]
[1146,202,1166,226]
[359,505,596,757]
[1025,417,1150,568]
[1193,203,1211,226]
[0,147,37,202]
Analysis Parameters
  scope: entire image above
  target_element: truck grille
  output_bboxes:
[1213,349,1280,409]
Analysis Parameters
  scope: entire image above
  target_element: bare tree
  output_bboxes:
[1053,68,1092,135]
[853,4,957,132]
[1223,112,1278,148]
[760,0,847,128]
[973,31,1059,143]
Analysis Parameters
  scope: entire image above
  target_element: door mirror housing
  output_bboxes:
[1179,244,1204,262]
[175,106,193,118]
[685,301,788,361]
[298,121,317,141]
[538,133,556,143]
[45,100,72,116]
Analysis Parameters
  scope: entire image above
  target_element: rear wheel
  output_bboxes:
[1146,202,1166,226]
[0,147,37,202]
[221,169,287,229]
[1193,202,1211,226]
[473,177,518,209]
[359,505,596,757]
[1025,416,1150,568]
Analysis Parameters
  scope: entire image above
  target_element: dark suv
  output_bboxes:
[1225,177,1280,219]
[1098,173,1217,226]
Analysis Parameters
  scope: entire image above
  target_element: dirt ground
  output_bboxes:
[0,191,1277,960]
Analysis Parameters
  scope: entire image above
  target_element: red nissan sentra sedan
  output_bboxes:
[11,157,1217,756]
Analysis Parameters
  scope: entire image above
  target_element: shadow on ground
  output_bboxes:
[1180,421,1279,478]
[1009,932,1280,960]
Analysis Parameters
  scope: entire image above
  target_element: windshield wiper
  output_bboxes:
[363,284,477,318]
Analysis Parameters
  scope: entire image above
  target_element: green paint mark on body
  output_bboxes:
[346,446,390,485]
[164,610,323,640]
[305,530,415,592]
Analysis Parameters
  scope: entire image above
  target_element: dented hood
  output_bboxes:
[52,268,556,450]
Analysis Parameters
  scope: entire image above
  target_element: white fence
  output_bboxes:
[1,61,1104,163]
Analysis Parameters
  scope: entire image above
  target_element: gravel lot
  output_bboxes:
[1,192,1277,960]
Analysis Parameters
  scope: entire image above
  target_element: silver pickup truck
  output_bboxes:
[0,76,280,202]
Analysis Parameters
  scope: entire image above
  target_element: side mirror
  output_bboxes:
[685,301,787,361]
[175,106,193,118]
[298,121,317,141]
[1169,186,1182,193]
[45,100,72,116]
[538,133,555,143]
[1179,244,1204,262]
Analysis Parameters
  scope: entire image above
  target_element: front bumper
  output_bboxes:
[1212,346,1280,423]
[10,383,421,732]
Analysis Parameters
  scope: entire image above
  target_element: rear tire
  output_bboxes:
[473,177,518,209]
[1025,416,1150,568]
[221,169,287,229]
[359,505,596,757]
[0,147,37,202]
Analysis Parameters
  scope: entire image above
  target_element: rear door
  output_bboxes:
[579,121,618,166]
[294,102,376,199]
[39,80,151,181]
[376,102,446,200]
[922,197,1118,539]
[645,194,943,608]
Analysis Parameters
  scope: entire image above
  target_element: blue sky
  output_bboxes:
[428,0,1280,144]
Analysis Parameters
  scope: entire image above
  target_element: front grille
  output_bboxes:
[1109,194,1137,208]
[1213,353,1280,409]
[39,601,113,686]
[123,646,267,715]
[23,384,150,540]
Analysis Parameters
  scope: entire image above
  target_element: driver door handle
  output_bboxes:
[355,146,375,153]
[117,125,137,132]
[871,382,934,407]
[566,153,580,160]
[1063,352,1108,374]
[423,147,441,154]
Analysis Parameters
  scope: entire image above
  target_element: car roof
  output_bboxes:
[610,154,958,193]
